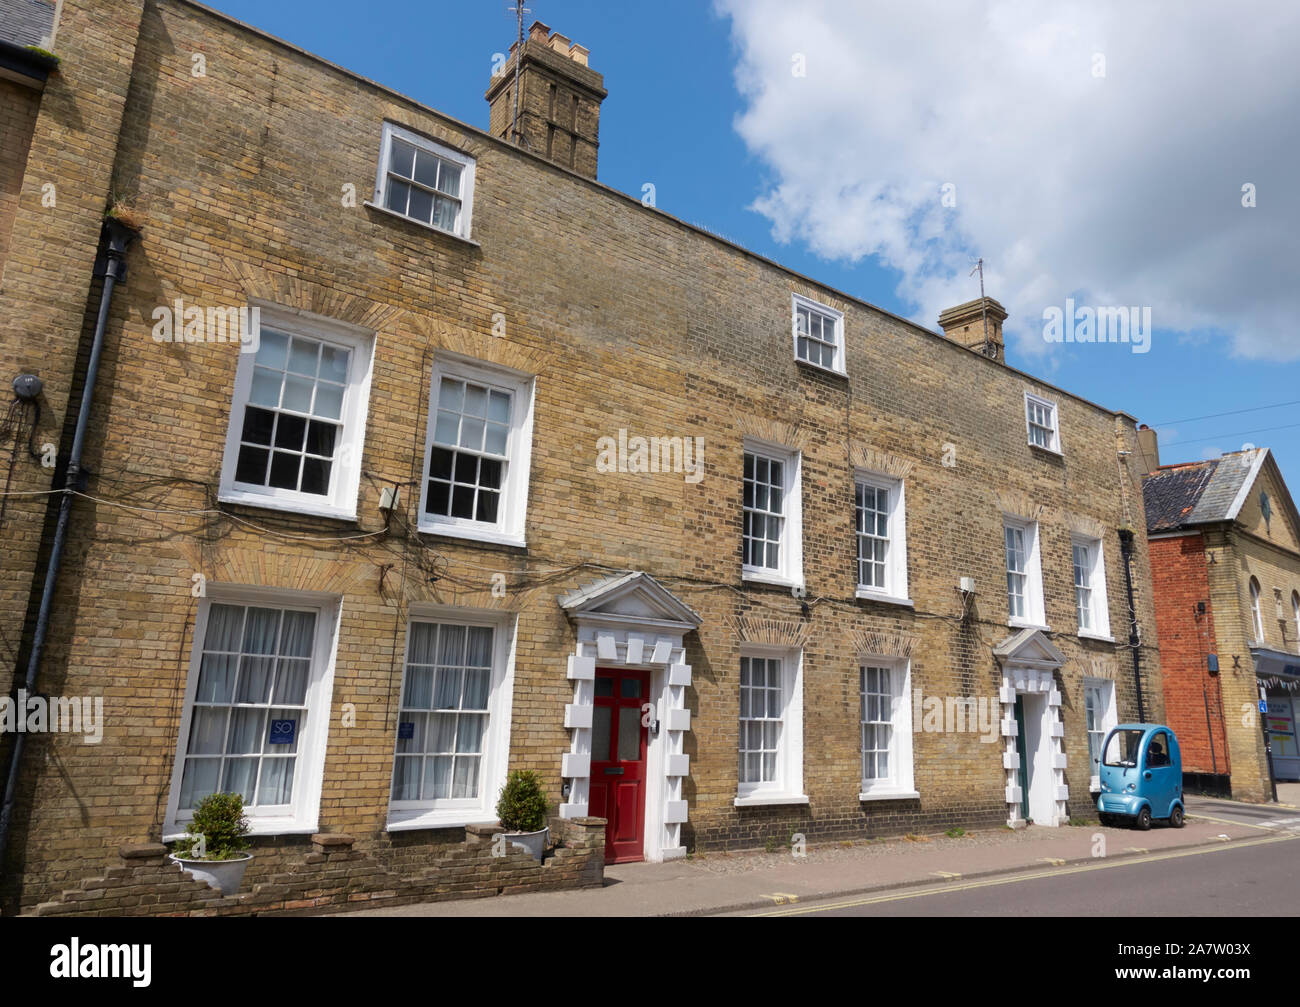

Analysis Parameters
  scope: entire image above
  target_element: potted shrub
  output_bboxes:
[495,769,550,861]
[168,792,253,896]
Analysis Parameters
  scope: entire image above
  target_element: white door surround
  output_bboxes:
[557,572,701,862]
[995,628,1069,828]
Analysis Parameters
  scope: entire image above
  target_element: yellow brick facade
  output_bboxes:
[0,1,1163,911]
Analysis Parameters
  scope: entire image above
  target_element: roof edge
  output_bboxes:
[174,0,1139,425]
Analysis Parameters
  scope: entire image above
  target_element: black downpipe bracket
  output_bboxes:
[1117,528,1147,724]
[0,218,134,877]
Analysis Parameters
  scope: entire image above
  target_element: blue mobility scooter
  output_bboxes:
[1096,724,1186,830]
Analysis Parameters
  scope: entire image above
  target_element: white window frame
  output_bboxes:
[1250,577,1264,643]
[370,121,477,240]
[162,585,342,840]
[854,471,911,606]
[791,293,846,375]
[1072,534,1113,641]
[742,439,803,590]
[858,656,918,801]
[1024,391,1062,454]
[218,305,374,521]
[417,353,536,548]
[1292,591,1300,655]
[1004,517,1048,629]
[386,606,517,831]
[1083,678,1118,791]
[734,646,807,807]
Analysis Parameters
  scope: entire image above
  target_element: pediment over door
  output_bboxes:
[993,628,1066,671]
[559,572,702,632]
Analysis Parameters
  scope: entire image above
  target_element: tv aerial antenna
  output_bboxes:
[969,256,994,357]
[507,2,532,148]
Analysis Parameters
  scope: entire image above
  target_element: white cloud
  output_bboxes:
[716,0,1300,361]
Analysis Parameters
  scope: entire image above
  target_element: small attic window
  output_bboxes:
[372,122,476,240]
[1025,392,1061,454]
[792,294,845,375]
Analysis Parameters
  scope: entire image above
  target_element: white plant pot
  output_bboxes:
[169,853,253,896]
[505,827,548,861]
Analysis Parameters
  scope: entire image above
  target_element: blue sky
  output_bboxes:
[205,0,1300,484]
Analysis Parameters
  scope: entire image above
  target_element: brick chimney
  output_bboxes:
[938,297,1008,364]
[1136,424,1160,475]
[486,20,607,179]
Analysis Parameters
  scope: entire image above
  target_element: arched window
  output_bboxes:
[1250,578,1264,643]
[1292,591,1300,654]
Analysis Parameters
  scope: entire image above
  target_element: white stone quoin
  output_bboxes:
[994,629,1070,828]
[556,572,701,862]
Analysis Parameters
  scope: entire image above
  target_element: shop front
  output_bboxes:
[1252,647,1300,782]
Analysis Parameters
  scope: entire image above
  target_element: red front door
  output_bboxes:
[588,668,649,863]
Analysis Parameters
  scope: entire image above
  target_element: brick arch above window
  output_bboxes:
[850,628,919,658]
[1065,513,1109,541]
[847,443,915,480]
[727,615,809,649]
[730,411,807,452]
[995,489,1045,523]
[409,314,557,377]
[219,257,403,334]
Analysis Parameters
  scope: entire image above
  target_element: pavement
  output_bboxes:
[341,790,1300,917]
[732,830,1300,917]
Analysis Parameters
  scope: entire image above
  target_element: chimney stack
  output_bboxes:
[1136,425,1160,475]
[486,20,607,179]
[938,297,1008,364]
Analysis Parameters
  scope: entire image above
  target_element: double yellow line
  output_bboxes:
[749,832,1298,916]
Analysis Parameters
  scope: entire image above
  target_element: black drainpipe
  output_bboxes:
[0,218,134,877]
[1117,527,1148,723]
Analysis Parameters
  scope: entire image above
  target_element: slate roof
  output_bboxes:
[1142,449,1260,533]
[0,0,56,47]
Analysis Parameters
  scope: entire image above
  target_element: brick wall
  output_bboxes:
[0,78,42,276]
[1200,525,1277,801]
[1149,533,1228,778]
[31,818,604,917]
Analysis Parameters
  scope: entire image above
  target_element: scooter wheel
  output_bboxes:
[1136,807,1152,831]
[1169,805,1185,828]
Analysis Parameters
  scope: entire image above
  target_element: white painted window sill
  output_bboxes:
[742,569,803,591]
[1028,442,1063,457]
[855,589,914,608]
[163,819,319,843]
[733,793,810,808]
[418,520,526,549]
[794,357,847,379]
[386,811,495,832]
[1078,630,1116,643]
[218,488,358,523]
[1009,620,1051,633]
[363,201,481,247]
[859,788,920,802]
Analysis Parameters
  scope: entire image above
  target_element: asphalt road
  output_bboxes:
[741,832,1298,916]
[1185,793,1300,832]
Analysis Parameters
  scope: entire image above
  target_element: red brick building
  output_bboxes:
[1143,435,1300,801]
